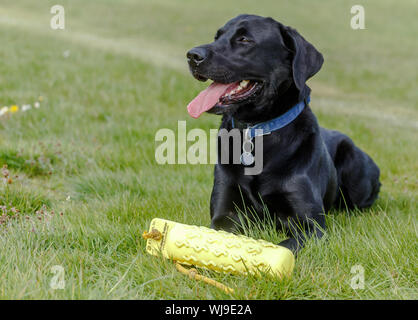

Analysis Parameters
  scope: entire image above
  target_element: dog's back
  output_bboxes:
[320,128,381,209]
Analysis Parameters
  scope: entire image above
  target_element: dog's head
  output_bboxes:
[186,14,323,122]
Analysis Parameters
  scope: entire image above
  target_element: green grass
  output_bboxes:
[0,0,416,299]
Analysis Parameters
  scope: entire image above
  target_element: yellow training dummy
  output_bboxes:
[143,218,295,279]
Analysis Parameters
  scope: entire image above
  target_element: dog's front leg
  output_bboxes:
[209,171,244,232]
[277,177,327,254]
[278,213,325,254]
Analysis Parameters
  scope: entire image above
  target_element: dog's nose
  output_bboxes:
[187,47,207,67]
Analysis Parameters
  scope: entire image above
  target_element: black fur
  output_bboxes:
[187,14,381,253]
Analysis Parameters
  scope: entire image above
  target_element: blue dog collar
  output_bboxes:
[231,96,310,139]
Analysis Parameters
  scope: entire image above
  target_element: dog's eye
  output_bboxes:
[237,36,252,43]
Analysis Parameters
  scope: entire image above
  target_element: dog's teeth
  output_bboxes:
[229,81,249,96]
[240,80,249,88]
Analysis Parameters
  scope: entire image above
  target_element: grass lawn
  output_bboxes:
[0,0,416,299]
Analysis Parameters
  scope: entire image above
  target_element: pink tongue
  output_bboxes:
[187,82,232,118]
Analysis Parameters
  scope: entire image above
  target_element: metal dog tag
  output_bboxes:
[241,128,255,166]
[240,152,254,166]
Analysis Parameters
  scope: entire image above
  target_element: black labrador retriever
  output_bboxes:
[186,14,381,253]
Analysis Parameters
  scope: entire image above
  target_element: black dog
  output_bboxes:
[186,14,381,253]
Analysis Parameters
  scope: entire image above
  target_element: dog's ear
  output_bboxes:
[279,24,324,98]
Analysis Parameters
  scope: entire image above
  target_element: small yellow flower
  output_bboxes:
[10,105,19,113]
[38,96,44,102]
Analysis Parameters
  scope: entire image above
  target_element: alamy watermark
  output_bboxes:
[50,5,65,30]
[49,4,365,31]
[350,264,365,290]
[350,5,365,30]
[50,265,65,290]
[155,121,264,175]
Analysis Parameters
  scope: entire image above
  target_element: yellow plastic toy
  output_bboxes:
[143,218,295,279]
